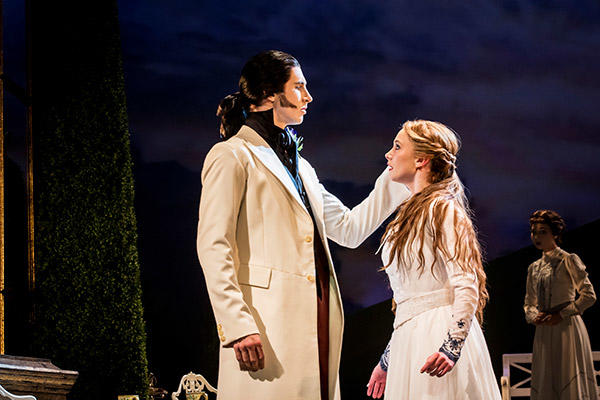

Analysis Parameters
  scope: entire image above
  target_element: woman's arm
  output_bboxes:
[321,169,410,248]
[524,264,540,324]
[559,254,597,318]
[436,202,478,364]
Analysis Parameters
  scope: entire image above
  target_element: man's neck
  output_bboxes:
[249,103,287,129]
[249,103,272,112]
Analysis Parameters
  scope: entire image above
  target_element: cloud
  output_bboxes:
[117,0,600,271]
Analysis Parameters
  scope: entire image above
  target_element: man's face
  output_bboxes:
[272,66,313,128]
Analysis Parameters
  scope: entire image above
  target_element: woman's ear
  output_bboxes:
[415,157,431,169]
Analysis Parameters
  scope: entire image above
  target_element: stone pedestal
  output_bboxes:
[0,355,78,400]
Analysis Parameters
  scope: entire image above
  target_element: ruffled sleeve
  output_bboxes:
[435,201,479,363]
[559,253,596,318]
[523,262,540,324]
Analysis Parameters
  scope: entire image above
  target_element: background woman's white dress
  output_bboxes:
[524,247,597,400]
[381,203,501,399]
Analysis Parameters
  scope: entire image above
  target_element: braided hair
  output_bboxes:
[382,120,488,323]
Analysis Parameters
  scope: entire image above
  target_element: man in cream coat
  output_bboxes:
[197,50,409,400]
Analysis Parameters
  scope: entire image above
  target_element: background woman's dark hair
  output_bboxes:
[217,50,299,139]
[529,209,566,243]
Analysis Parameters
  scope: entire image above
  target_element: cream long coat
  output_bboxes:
[196,126,409,400]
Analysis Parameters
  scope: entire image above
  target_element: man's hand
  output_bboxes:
[232,334,264,371]
[420,352,455,377]
[366,363,387,399]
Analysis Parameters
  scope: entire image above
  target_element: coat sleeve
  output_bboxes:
[320,168,410,248]
[559,253,596,319]
[435,202,479,363]
[524,263,540,324]
[197,143,259,346]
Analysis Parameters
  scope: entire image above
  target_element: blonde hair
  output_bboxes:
[382,120,488,323]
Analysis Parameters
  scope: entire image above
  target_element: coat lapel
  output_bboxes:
[237,126,308,213]
[298,160,324,228]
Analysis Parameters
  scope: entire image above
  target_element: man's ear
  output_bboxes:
[415,157,430,169]
[265,94,275,105]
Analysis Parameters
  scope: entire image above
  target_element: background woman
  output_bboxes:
[366,120,501,399]
[525,210,597,399]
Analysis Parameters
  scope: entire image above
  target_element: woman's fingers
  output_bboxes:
[429,354,446,375]
[420,353,437,373]
[437,363,451,377]
[421,352,455,377]
[367,379,380,398]
[366,364,386,399]
[421,353,444,375]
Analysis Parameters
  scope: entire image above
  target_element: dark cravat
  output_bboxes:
[245,109,298,177]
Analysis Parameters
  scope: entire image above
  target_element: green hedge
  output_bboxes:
[33,2,148,399]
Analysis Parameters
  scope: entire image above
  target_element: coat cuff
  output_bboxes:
[217,318,260,347]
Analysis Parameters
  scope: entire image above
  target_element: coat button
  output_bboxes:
[305,235,313,243]
[220,336,226,342]
[307,275,315,282]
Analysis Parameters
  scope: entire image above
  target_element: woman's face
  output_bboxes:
[385,129,417,184]
[530,222,558,252]
[272,66,313,128]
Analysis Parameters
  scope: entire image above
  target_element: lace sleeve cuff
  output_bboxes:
[439,318,469,363]
[379,340,391,372]
[439,331,464,363]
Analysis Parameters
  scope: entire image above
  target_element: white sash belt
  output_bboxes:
[393,288,453,329]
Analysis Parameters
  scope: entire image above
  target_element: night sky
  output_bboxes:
[5,1,600,309]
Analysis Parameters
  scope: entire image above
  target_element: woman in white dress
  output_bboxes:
[525,210,597,400]
[366,120,501,399]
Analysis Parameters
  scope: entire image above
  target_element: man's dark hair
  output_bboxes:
[217,50,299,139]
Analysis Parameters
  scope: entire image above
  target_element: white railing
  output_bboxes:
[501,351,600,400]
